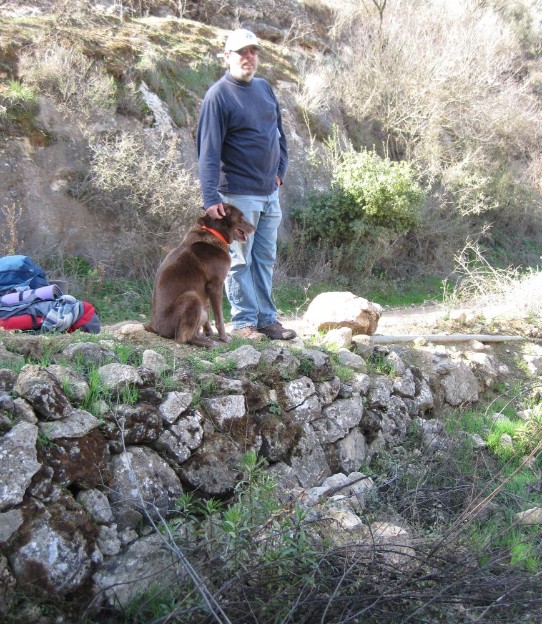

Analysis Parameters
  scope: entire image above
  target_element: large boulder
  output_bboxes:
[304,292,382,335]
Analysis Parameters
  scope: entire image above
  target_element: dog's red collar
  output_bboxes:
[200,225,230,247]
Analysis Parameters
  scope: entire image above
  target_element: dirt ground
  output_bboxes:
[277,300,542,341]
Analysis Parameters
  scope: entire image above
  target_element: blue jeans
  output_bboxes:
[219,190,282,330]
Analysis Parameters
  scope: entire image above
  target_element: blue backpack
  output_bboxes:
[0,255,49,296]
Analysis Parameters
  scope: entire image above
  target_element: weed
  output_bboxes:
[37,430,56,450]
[123,584,181,624]
[112,343,139,366]
[80,368,104,414]
[487,416,521,460]
[510,536,540,573]
[0,79,41,139]
[120,383,139,405]
[211,358,237,375]
[331,361,355,382]
[0,199,23,257]
[515,405,542,454]
[366,351,395,375]
[297,356,315,377]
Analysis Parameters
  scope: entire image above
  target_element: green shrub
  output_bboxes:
[293,149,423,244]
[335,150,424,232]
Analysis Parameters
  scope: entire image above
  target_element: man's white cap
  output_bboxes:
[224,28,260,52]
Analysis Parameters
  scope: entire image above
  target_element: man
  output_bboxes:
[196,28,296,341]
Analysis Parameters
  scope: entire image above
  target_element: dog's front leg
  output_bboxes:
[208,284,230,343]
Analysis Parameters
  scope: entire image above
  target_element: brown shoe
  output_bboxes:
[231,325,265,341]
[257,322,297,340]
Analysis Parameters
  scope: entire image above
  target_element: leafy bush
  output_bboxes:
[289,148,424,278]
[335,150,424,231]
[292,149,423,243]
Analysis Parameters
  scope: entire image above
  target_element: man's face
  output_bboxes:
[225,45,259,82]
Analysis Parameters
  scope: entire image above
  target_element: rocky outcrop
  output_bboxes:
[0,328,515,616]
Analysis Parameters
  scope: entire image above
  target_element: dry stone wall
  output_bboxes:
[0,329,512,615]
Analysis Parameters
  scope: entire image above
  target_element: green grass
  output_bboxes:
[71,277,152,325]
[41,252,447,326]
[443,400,542,574]
[362,275,445,307]
[272,276,444,317]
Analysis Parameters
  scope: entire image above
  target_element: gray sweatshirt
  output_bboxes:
[197,71,288,209]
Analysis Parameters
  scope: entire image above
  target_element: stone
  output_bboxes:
[98,363,143,394]
[0,422,41,511]
[304,291,382,335]
[108,446,183,530]
[158,390,193,424]
[14,365,72,420]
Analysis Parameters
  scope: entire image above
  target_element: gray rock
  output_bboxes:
[0,368,17,391]
[216,344,261,369]
[38,408,100,439]
[0,554,16,618]
[97,524,122,556]
[283,376,316,411]
[179,432,255,496]
[141,349,170,375]
[14,365,72,420]
[202,394,246,427]
[0,509,23,545]
[158,390,193,424]
[304,292,382,335]
[417,417,449,451]
[327,427,369,474]
[337,349,367,371]
[9,500,95,595]
[288,394,322,424]
[313,396,364,444]
[290,423,331,487]
[516,507,542,525]
[98,363,143,394]
[0,345,24,369]
[155,410,204,462]
[62,341,118,366]
[393,367,417,398]
[93,533,181,609]
[0,421,41,511]
[46,364,89,403]
[440,361,479,406]
[322,327,353,349]
[261,346,300,378]
[108,446,183,530]
[368,375,393,409]
[77,488,115,524]
[104,403,162,450]
[298,348,334,382]
[315,376,341,405]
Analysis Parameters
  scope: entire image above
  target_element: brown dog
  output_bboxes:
[145,204,255,347]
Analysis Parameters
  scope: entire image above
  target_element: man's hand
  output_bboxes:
[205,203,226,219]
